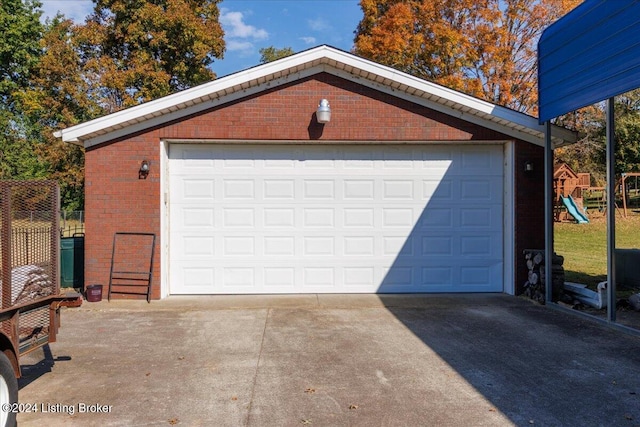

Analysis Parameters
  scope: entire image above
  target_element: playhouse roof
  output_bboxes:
[554,162,579,180]
[55,45,577,148]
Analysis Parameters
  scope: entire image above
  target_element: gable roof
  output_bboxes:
[55,45,576,148]
[554,162,579,180]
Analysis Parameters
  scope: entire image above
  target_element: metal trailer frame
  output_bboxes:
[0,180,82,379]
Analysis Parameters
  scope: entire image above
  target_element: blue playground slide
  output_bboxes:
[561,195,589,223]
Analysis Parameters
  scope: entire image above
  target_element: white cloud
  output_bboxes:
[300,36,316,45]
[226,40,255,54]
[308,17,331,32]
[221,10,268,40]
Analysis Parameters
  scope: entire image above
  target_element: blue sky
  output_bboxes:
[38,0,363,77]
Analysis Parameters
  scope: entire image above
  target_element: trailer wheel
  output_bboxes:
[0,352,17,427]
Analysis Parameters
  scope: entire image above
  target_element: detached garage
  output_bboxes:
[56,45,576,299]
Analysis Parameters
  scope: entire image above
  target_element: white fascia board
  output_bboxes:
[81,65,328,148]
[58,46,336,144]
[322,47,577,145]
[58,44,576,147]
[324,66,570,147]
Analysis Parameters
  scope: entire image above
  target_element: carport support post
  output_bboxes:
[606,97,617,322]
[544,120,554,303]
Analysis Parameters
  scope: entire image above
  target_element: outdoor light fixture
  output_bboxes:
[524,161,534,172]
[316,99,331,123]
[139,160,150,179]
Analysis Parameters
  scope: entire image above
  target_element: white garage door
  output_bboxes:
[169,144,503,294]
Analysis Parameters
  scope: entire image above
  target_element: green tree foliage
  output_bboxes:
[609,91,640,174]
[555,105,606,185]
[556,90,640,186]
[17,17,101,210]
[0,0,44,180]
[3,0,226,210]
[259,46,294,63]
[0,0,42,103]
[77,0,226,111]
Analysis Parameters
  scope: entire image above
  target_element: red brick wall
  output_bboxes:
[514,140,546,294]
[84,73,542,298]
[84,136,161,298]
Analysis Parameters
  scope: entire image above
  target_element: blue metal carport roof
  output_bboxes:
[538,0,640,332]
[538,0,640,123]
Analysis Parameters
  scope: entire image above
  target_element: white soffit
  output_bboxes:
[55,45,576,148]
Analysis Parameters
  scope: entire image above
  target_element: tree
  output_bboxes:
[259,46,294,63]
[555,105,607,185]
[555,90,640,189]
[0,0,44,180]
[354,0,580,114]
[77,0,226,112]
[601,91,640,175]
[0,0,42,105]
[17,16,100,210]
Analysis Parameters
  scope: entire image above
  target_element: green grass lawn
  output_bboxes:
[555,210,640,287]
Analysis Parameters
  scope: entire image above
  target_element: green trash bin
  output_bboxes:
[60,235,84,288]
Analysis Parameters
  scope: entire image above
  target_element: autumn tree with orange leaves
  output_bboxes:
[4,0,225,210]
[354,0,580,114]
[77,0,225,112]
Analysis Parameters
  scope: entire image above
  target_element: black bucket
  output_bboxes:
[86,284,103,302]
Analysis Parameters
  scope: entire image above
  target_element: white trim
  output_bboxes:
[325,67,556,147]
[166,139,506,147]
[503,141,516,295]
[56,45,577,148]
[81,66,326,148]
[165,140,508,295]
[160,140,170,298]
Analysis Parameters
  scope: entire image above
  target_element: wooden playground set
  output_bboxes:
[554,162,640,222]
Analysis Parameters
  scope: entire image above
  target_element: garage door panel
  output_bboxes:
[181,236,215,257]
[171,207,215,230]
[421,236,454,256]
[169,144,503,294]
[223,179,255,199]
[380,266,414,287]
[171,264,215,289]
[423,179,453,200]
[223,208,255,227]
[264,267,296,289]
[419,208,454,228]
[460,207,500,228]
[460,178,502,201]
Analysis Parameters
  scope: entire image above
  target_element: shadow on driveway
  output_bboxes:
[14,294,640,426]
[379,295,640,426]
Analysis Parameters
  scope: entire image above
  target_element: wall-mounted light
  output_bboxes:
[316,99,331,123]
[139,160,150,179]
[524,161,534,172]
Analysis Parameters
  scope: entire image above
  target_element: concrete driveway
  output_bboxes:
[16,294,640,426]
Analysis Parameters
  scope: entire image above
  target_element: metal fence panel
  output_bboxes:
[0,181,60,309]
